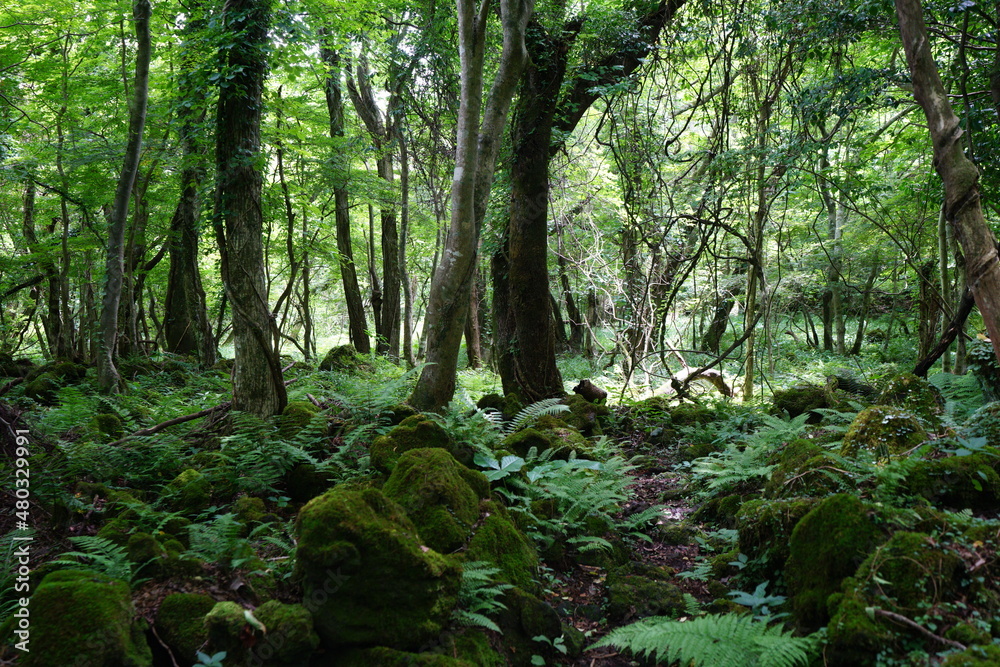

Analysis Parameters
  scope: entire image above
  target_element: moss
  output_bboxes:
[294,486,462,650]
[961,402,1000,446]
[944,621,992,647]
[98,516,136,546]
[670,403,717,426]
[437,630,505,666]
[563,394,611,436]
[785,493,885,631]
[853,531,963,610]
[502,427,553,458]
[251,601,320,666]
[91,412,125,440]
[126,532,164,563]
[23,569,151,667]
[154,593,215,663]
[770,384,828,422]
[466,503,539,591]
[763,439,826,498]
[382,448,487,553]
[165,468,211,514]
[337,647,475,666]
[904,454,1000,511]
[386,403,419,425]
[941,644,1000,666]
[205,601,252,657]
[277,400,320,436]
[370,415,459,473]
[605,562,685,622]
[825,590,894,666]
[234,495,267,523]
[494,588,565,667]
[736,498,818,579]
[24,372,60,404]
[691,493,745,528]
[840,406,927,459]
[318,344,370,371]
[877,372,944,422]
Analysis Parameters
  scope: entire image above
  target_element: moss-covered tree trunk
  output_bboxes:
[896,0,1000,366]
[213,0,286,417]
[97,0,151,393]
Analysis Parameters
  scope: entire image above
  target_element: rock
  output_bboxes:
[465,501,539,591]
[904,454,1000,511]
[154,593,216,663]
[877,372,944,422]
[249,601,320,666]
[23,569,151,667]
[165,468,211,514]
[562,394,611,436]
[370,414,463,473]
[605,562,685,622]
[294,486,461,650]
[840,406,927,460]
[382,448,488,553]
[736,498,819,580]
[277,400,320,437]
[770,384,828,422]
[318,344,369,372]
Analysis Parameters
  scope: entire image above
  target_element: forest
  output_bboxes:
[4,0,1000,663]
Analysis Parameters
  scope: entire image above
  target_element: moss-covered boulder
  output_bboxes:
[563,394,610,436]
[877,372,944,422]
[691,493,745,528]
[277,400,320,436]
[165,468,211,514]
[785,493,885,631]
[466,502,539,591]
[383,448,488,553]
[852,531,964,610]
[904,454,1000,511]
[763,439,826,498]
[24,372,60,404]
[670,403,718,426]
[503,418,593,460]
[770,384,828,422]
[736,498,819,580]
[23,570,151,667]
[840,406,928,459]
[90,412,125,441]
[370,414,466,473]
[205,601,254,657]
[825,589,894,666]
[126,532,165,564]
[249,601,321,666]
[605,562,685,622]
[234,495,268,524]
[294,486,461,650]
[494,588,573,667]
[154,592,216,663]
[319,344,369,371]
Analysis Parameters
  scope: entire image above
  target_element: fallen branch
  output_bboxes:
[873,608,966,650]
[0,377,24,397]
[109,401,232,446]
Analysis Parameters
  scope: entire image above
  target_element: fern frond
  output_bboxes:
[591,613,818,667]
[506,398,570,433]
[51,536,136,583]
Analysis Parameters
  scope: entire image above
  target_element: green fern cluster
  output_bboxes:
[592,612,820,667]
[50,535,143,584]
[451,561,513,633]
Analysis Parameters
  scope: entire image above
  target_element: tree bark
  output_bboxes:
[213,0,286,417]
[410,0,534,411]
[320,41,370,354]
[97,0,151,393]
[164,5,216,365]
[896,0,1000,366]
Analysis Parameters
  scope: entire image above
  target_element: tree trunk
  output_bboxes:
[410,0,533,411]
[97,0,151,393]
[213,0,286,417]
[464,269,483,369]
[321,42,370,353]
[850,258,880,355]
[164,8,216,365]
[896,0,1000,366]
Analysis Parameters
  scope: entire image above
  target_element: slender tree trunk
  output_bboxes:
[464,269,483,368]
[896,0,1000,366]
[850,258,880,355]
[213,0,286,417]
[410,0,534,411]
[97,0,151,393]
[320,41,370,353]
[399,128,416,367]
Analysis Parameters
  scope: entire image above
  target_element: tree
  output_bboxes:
[96,0,152,393]
[213,0,287,416]
[895,0,1000,365]
[410,0,534,411]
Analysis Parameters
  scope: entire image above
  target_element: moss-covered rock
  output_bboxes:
[165,468,211,514]
[941,644,1000,666]
[466,502,539,592]
[840,406,928,460]
[671,403,718,426]
[852,531,964,610]
[337,647,476,666]
[91,412,125,441]
[285,462,335,503]
[126,532,164,564]
[24,372,60,404]
[877,372,944,422]
[763,439,826,498]
[605,562,685,622]
[23,569,151,667]
[691,493,745,528]
[825,589,894,666]
[154,592,216,663]
[382,448,488,553]
[234,495,268,523]
[319,344,370,372]
[493,588,568,667]
[249,601,320,666]
[736,498,818,579]
[370,415,463,473]
[562,394,611,436]
[770,384,828,422]
[904,454,1000,511]
[785,493,885,631]
[277,400,320,436]
[205,601,253,657]
[294,486,462,650]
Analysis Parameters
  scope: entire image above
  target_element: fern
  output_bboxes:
[186,513,250,568]
[50,536,141,584]
[591,613,820,667]
[452,561,513,633]
[504,398,571,434]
